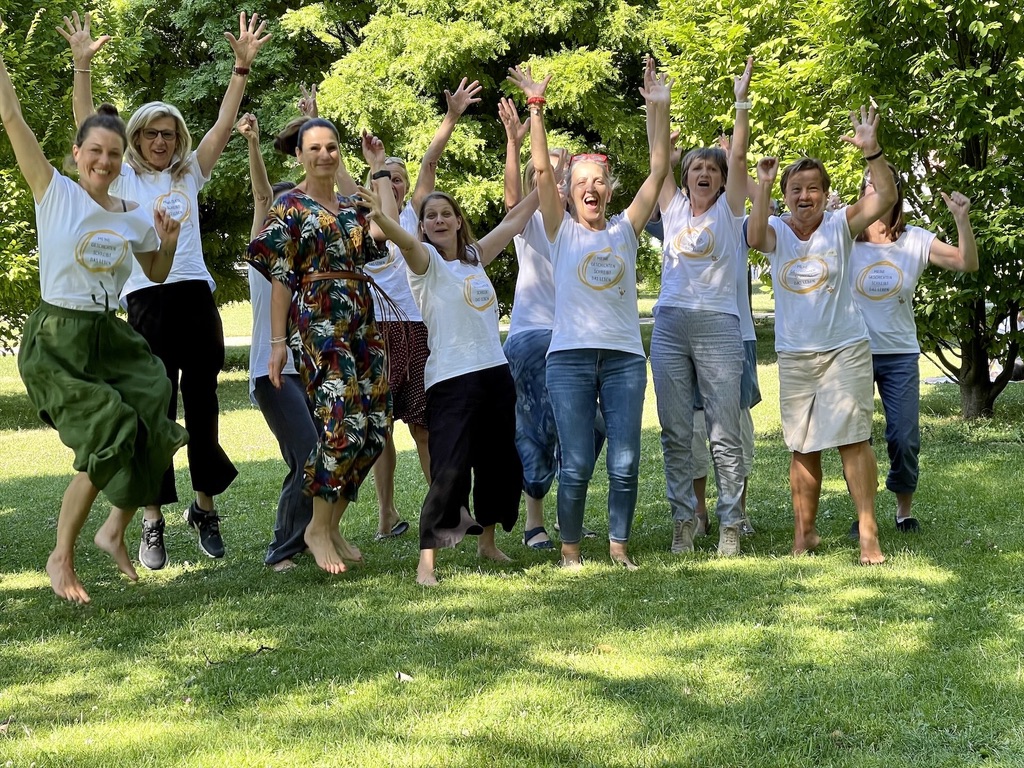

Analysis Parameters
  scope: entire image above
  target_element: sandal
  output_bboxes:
[523,526,554,549]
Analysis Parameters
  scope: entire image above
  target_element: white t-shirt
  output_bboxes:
[849,225,936,354]
[508,211,556,336]
[114,150,214,303]
[656,191,742,316]
[247,265,297,403]
[766,210,869,353]
[408,244,507,390]
[364,201,422,322]
[548,212,644,357]
[36,172,159,312]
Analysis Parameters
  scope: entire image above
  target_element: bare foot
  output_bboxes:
[859,535,886,565]
[335,535,364,566]
[378,507,401,538]
[270,558,297,573]
[478,543,512,562]
[416,563,439,586]
[609,542,639,571]
[93,521,139,582]
[304,527,347,574]
[46,552,91,604]
[792,532,821,556]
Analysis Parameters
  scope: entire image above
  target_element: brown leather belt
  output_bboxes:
[300,270,370,285]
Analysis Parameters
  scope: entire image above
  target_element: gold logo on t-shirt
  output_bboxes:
[74,230,129,273]
[855,260,904,301]
[155,190,191,222]
[578,247,626,290]
[463,274,496,311]
[672,226,715,259]
[779,255,830,294]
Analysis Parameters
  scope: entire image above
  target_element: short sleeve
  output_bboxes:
[134,223,159,254]
[246,196,302,293]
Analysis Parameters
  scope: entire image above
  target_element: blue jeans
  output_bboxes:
[650,307,745,528]
[872,353,920,494]
[253,374,317,564]
[503,330,559,499]
[546,349,646,544]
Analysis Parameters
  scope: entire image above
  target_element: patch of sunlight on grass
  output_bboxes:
[0,569,49,591]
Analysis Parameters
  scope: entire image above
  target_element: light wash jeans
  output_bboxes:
[503,330,559,499]
[650,307,745,528]
[546,349,646,544]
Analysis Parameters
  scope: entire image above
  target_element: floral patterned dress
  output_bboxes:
[247,190,391,502]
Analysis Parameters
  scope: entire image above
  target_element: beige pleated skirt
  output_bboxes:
[777,340,873,453]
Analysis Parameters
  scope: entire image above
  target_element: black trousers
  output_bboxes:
[419,364,522,550]
[126,280,238,506]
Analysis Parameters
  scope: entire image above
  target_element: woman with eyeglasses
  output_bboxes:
[1,47,186,602]
[364,78,483,541]
[649,57,754,558]
[848,165,977,534]
[359,178,539,585]
[746,106,897,565]
[509,58,672,569]
[63,10,270,570]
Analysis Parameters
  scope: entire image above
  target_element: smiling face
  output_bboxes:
[296,126,340,182]
[136,116,178,172]
[783,168,828,229]
[73,127,125,194]
[569,160,611,229]
[420,196,462,257]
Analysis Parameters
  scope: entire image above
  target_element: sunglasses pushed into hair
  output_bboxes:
[571,153,608,165]
[384,156,407,167]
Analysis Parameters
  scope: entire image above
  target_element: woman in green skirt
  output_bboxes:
[1,50,187,603]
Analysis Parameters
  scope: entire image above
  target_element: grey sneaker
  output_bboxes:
[671,519,696,553]
[183,502,225,559]
[139,517,167,570]
[739,516,755,536]
[718,525,741,556]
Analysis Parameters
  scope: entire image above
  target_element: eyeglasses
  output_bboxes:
[571,153,608,165]
[142,128,177,142]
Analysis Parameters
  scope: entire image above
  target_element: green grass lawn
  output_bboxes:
[1,325,1023,767]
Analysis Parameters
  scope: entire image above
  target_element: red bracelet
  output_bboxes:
[526,96,546,106]
[232,65,250,77]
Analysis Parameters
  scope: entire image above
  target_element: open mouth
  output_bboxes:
[582,193,600,212]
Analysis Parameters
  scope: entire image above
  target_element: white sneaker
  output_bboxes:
[718,525,741,556]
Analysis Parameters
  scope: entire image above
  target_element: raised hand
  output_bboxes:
[361,129,386,169]
[841,104,881,154]
[734,56,754,101]
[639,58,672,106]
[498,97,529,146]
[57,11,110,65]
[298,83,318,117]
[354,183,382,220]
[235,112,258,141]
[154,205,182,243]
[444,77,482,116]
[507,65,551,101]
[224,11,271,68]
[941,190,971,220]
[756,156,779,186]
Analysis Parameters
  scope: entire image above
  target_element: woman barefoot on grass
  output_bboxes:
[1,50,185,602]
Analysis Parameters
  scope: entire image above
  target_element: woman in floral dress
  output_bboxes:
[247,118,395,574]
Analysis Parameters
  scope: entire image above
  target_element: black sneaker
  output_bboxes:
[183,502,225,558]
[139,517,168,570]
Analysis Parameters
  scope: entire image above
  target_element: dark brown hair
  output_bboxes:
[856,162,906,242]
[75,103,127,149]
[273,117,310,157]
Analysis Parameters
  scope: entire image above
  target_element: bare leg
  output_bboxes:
[195,492,215,511]
[790,451,822,555]
[523,494,551,547]
[478,524,512,562]
[142,503,162,523]
[693,475,709,536]
[372,436,401,536]
[94,506,139,581]
[609,540,638,570]
[558,541,584,569]
[410,423,431,483]
[328,498,361,565]
[838,441,885,565]
[304,496,346,574]
[417,547,438,586]
[896,491,914,521]
[46,472,99,603]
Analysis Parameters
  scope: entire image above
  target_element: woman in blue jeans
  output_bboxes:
[649,57,753,558]
[509,59,672,569]
[849,164,977,531]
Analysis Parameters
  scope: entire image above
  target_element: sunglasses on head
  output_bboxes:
[384,156,407,167]
[571,153,608,165]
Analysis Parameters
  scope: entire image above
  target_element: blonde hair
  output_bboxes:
[124,101,194,181]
